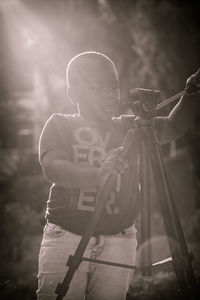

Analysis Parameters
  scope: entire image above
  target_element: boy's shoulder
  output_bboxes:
[47,113,80,124]
[42,113,81,135]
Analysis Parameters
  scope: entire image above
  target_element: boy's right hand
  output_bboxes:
[185,68,200,95]
[97,146,128,187]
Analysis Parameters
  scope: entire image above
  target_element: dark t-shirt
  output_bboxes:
[39,113,141,235]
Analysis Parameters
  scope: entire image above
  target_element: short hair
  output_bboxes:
[66,51,118,88]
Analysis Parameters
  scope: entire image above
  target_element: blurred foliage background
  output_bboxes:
[0,0,200,299]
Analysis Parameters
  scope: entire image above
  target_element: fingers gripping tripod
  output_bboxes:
[55,90,197,300]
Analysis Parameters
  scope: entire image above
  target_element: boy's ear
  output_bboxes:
[67,86,79,104]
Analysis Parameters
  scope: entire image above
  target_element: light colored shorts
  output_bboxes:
[37,222,137,300]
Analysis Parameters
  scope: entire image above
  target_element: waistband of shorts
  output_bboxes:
[46,221,136,239]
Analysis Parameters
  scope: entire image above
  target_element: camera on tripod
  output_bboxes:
[129,88,160,118]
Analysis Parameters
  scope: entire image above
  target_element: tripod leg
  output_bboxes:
[145,128,197,298]
[55,174,117,299]
[156,140,196,285]
[139,135,152,276]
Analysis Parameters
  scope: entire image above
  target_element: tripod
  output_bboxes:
[135,118,197,297]
[55,102,197,300]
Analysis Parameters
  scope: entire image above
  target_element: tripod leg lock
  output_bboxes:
[66,255,75,267]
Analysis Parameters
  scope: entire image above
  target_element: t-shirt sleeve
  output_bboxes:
[39,114,70,164]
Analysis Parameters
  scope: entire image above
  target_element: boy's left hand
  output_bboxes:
[97,146,128,188]
[185,69,200,95]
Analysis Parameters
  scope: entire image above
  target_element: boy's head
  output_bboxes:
[66,51,120,122]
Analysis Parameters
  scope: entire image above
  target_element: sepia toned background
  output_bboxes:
[0,0,200,299]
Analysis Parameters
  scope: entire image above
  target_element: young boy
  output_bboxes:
[37,51,199,300]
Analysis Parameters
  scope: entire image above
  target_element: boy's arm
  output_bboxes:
[41,149,98,188]
[154,94,198,144]
[41,147,126,189]
[154,69,200,144]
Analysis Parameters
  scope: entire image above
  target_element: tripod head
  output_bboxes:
[129,88,160,120]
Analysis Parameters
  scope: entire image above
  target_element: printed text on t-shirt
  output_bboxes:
[72,126,119,214]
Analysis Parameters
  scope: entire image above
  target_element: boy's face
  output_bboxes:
[77,61,120,122]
